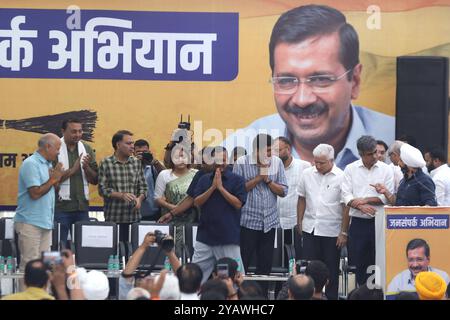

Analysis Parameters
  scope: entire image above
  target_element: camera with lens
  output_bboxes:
[170,115,192,144]
[154,230,174,252]
[141,151,154,163]
[42,251,63,269]
[295,260,309,274]
[178,122,190,130]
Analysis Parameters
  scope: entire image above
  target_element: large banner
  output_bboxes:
[376,207,450,299]
[1,0,449,208]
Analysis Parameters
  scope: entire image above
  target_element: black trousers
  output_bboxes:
[302,230,340,300]
[240,227,275,275]
[348,217,375,286]
[118,223,131,243]
[283,228,303,260]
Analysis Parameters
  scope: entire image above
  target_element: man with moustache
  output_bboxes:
[55,119,98,248]
[386,239,449,299]
[223,4,394,169]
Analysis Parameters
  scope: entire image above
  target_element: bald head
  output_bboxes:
[38,133,61,161]
[288,274,315,300]
[38,133,60,148]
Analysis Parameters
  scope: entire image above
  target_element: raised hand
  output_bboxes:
[141,232,156,247]
[81,153,92,170]
[258,164,270,182]
[370,183,387,195]
[50,162,64,182]
[215,168,223,189]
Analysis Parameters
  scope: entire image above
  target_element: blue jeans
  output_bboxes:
[55,211,90,248]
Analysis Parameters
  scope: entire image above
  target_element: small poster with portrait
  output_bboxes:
[376,207,450,300]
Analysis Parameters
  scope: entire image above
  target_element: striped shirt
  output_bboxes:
[233,155,288,233]
[98,155,147,223]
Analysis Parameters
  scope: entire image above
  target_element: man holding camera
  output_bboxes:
[119,232,180,300]
[2,249,85,300]
[134,139,165,221]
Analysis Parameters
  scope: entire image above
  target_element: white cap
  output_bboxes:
[156,273,180,300]
[400,143,426,168]
[77,268,110,300]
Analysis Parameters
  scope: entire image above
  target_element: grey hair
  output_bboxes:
[38,133,57,148]
[356,135,377,153]
[313,144,334,160]
[387,140,404,156]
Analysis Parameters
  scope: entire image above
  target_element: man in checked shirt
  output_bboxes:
[233,133,288,284]
[98,130,147,242]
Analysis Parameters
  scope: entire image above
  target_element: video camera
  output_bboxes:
[141,151,154,163]
[121,231,174,280]
[170,114,192,144]
[295,260,309,274]
[154,230,174,252]
[177,114,191,131]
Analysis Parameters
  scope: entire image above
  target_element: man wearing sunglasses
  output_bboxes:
[223,4,394,170]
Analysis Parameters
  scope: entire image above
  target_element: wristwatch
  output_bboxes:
[340,231,348,236]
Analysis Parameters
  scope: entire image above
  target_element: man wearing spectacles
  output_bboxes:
[386,238,449,299]
[341,135,394,287]
[387,140,405,194]
[223,4,394,170]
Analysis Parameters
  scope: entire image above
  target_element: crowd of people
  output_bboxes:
[4,121,450,301]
